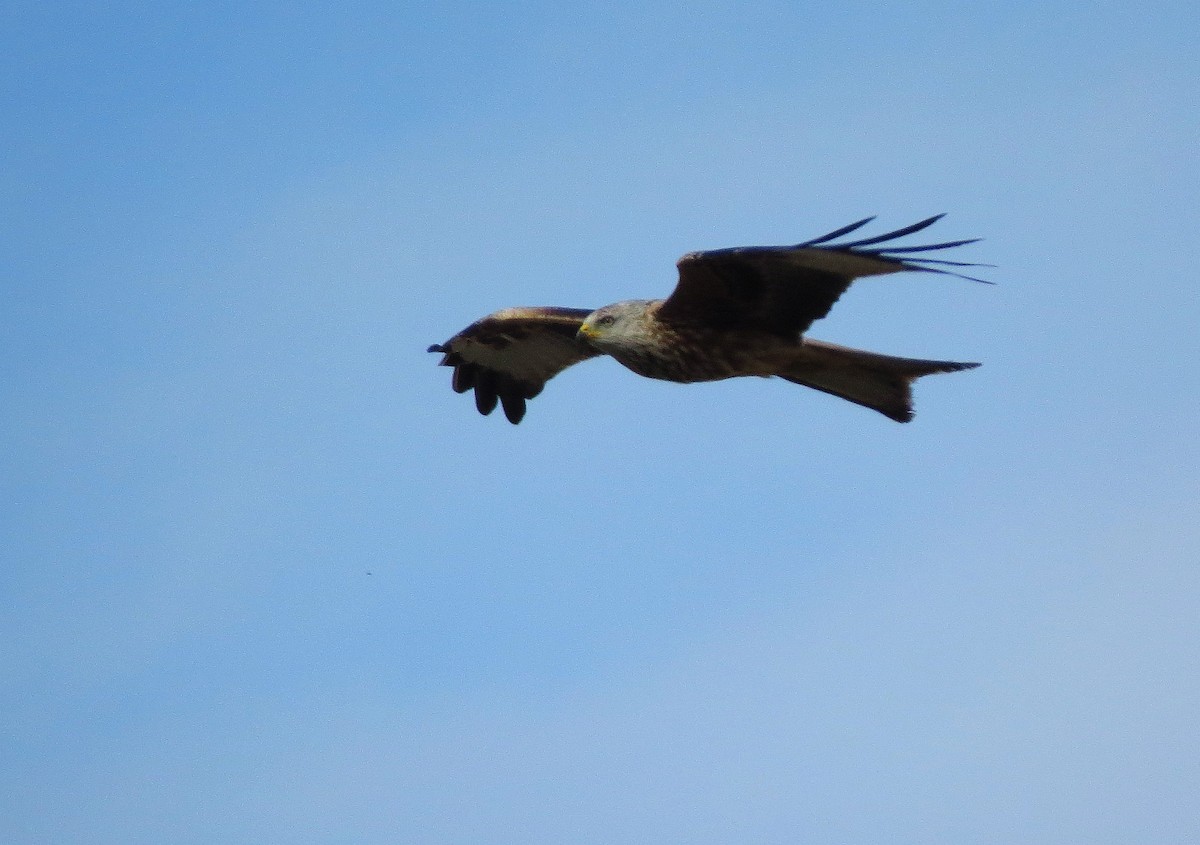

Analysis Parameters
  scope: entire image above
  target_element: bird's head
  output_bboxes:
[576,300,658,351]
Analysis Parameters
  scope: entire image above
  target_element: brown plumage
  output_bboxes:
[429,215,988,424]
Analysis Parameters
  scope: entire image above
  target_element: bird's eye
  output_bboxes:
[596,315,616,326]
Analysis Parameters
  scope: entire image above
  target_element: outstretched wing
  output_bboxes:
[428,307,600,424]
[659,214,989,338]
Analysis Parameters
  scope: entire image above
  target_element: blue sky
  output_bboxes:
[3,2,1199,842]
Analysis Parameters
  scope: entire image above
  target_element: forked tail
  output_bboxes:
[780,338,979,422]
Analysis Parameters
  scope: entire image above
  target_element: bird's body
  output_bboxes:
[430,216,987,424]
[580,300,761,383]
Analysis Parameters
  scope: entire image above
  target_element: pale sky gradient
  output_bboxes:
[4,2,1199,843]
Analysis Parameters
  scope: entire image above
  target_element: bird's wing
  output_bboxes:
[659,214,989,337]
[428,306,600,423]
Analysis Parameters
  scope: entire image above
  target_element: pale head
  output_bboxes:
[576,299,660,354]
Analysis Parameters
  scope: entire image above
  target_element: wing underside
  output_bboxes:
[661,214,989,337]
[429,306,599,423]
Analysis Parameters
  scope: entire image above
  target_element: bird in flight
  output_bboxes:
[429,215,987,424]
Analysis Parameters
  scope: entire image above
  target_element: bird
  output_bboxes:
[428,215,987,425]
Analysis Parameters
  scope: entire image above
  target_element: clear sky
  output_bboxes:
[3,2,1199,842]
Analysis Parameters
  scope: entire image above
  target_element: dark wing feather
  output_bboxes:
[428,307,599,424]
[658,215,989,337]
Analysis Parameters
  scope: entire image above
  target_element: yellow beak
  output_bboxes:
[577,324,597,341]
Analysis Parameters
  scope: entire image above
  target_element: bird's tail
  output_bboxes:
[778,338,979,422]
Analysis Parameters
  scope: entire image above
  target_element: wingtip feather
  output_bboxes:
[872,237,981,254]
[799,216,877,247]
[838,214,946,248]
